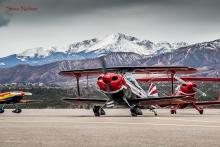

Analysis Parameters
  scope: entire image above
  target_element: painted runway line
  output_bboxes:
[1,120,220,128]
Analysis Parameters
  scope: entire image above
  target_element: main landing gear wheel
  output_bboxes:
[199,109,204,115]
[100,108,106,115]
[93,106,105,116]
[130,105,143,117]
[171,109,177,114]
[12,109,22,113]
[0,109,4,113]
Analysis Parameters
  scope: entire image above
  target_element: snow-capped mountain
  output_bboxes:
[67,33,188,55]
[0,38,220,84]
[0,42,219,85]
[0,33,188,68]
[136,39,220,76]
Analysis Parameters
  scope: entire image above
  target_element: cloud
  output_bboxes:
[0,0,12,27]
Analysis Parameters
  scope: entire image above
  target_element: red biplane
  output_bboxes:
[137,76,220,114]
[59,58,198,116]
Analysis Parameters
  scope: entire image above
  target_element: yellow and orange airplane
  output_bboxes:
[0,91,40,113]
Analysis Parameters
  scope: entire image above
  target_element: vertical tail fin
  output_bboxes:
[147,83,158,97]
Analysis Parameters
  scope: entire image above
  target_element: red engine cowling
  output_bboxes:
[97,73,125,93]
[178,82,197,96]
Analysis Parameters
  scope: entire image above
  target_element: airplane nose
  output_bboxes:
[103,74,111,83]
[187,85,194,92]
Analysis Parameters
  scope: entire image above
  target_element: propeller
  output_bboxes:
[174,75,207,96]
[11,91,32,96]
[98,56,114,109]
[23,92,33,96]
[100,56,111,93]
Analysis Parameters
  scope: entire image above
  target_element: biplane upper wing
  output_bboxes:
[59,66,197,78]
[137,77,220,82]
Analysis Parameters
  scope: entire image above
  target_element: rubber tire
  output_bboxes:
[135,107,143,115]
[171,109,176,114]
[100,108,106,115]
[130,105,142,116]
[131,112,137,117]
[93,106,101,117]
[12,109,22,113]
[199,109,204,115]
[0,109,4,113]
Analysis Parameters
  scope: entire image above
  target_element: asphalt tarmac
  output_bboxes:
[0,109,220,147]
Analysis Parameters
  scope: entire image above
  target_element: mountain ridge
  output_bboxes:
[0,33,219,84]
[0,33,189,68]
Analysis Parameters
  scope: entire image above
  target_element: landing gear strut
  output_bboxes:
[191,103,204,115]
[93,106,105,116]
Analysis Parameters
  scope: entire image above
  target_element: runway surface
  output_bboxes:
[0,109,220,147]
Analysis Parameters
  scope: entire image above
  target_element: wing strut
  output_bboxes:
[171,72,175,95]
[73,73,82,97]
[76,77,80,97]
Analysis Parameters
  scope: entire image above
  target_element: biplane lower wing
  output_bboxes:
[18,100,42,104]
[62,96,192,106]
[196,101,220,105]
[130,96,193,106]
[62,97,108,105]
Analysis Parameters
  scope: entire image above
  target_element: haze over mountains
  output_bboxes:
[0,33,219,84]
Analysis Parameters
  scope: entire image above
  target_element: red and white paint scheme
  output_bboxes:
[59,66,198,116]
[147,83,158,97]
[137,76,220,115]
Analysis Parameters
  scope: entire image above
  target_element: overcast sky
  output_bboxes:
[0,0,220,57]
